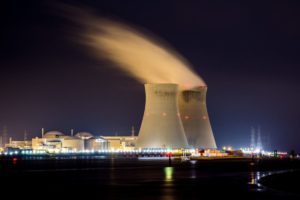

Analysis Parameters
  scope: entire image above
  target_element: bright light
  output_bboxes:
[164,167,174,181]
[223,146,233,151]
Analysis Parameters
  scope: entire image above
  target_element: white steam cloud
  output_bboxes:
[75,10,205,88]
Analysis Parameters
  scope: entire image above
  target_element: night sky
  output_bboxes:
[1,0,300,152]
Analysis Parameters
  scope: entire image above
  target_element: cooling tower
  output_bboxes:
[137,84,188,149]
[178,86,217,149]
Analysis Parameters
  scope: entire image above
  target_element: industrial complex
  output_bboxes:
[137,83,216,149]
[0,83,217,153]
[1,83,288,158]
[3,130,138,153]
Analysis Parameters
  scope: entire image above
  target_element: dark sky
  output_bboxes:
[1,0,300,152]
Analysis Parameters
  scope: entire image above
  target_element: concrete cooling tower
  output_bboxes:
[178,86,217,149]
[137,84,188,149]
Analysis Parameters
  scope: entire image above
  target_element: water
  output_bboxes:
[0,157,299,199]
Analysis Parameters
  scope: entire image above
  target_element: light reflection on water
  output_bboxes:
[249,169,295,190]
[162,167,175,200]
[164,167,174,182]
[109,158,117,185]
[248,170,286,193]
[190,160,197,165]
[249,171,262,186]
[248,161,263,189]
[190,160,197,179]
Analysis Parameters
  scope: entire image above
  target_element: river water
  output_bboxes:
[0,157,299,199]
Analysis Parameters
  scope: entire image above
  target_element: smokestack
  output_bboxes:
[131,126,135,137]
[71,129,74,136]
[24,129,28,141]
[137,84,188,149]
[250,127,256,150]
[178,86,217,149]
[256,126,262,150]
[41,128,45,138]
[2,126,8,146]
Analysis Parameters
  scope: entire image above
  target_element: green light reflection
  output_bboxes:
[164,167,174,182]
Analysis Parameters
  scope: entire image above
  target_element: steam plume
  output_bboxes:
[75,10,205,88]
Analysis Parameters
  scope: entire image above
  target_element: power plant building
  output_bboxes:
[13,131,136,152]
[178,86,217,149]
[138,83,216,150]
[85,136,110,150]
[32,131,84,151]
[137,84,189,149]
[2,84,217,152]
[103,136,138,151]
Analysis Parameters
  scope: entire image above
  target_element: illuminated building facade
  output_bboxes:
[32,131,84,152]
[103,136,138,151]
[10,131,135,152]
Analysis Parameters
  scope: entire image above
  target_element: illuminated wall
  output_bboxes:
[137,84,188,149]
[178,86,217,149]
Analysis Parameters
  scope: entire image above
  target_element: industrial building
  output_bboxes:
[5,140,32,150]
[32,131,84,152]
[137,83,217,149]
[4,129,137,153]
[178,86,217,149]
[103,136,138,151]
[137,84,189,149]
[2,83,217,152]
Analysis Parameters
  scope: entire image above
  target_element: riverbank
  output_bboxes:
[259,169,300,194]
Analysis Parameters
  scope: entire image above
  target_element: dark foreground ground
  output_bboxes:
[0,156,299,200]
